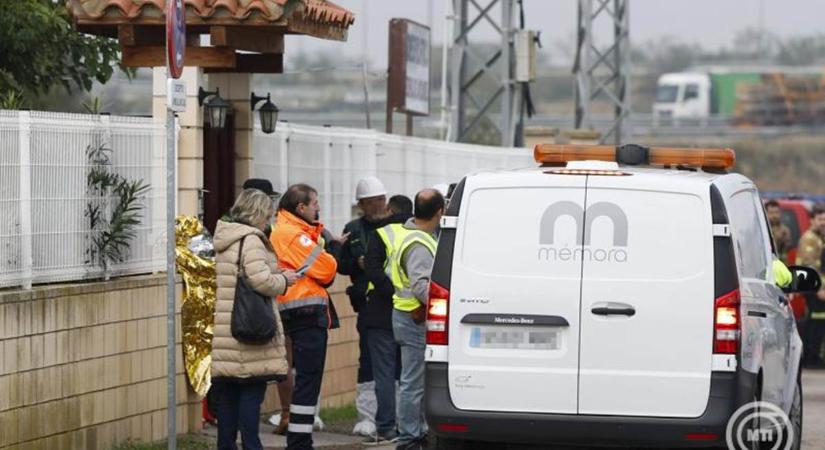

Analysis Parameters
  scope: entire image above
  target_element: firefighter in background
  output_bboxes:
[797,204,825,368]
[765,200,792,262]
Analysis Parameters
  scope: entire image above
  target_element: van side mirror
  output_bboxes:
[788,265,822,293]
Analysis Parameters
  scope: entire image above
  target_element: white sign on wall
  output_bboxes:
[404,22,430,115]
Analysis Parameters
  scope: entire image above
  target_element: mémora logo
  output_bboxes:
[538,201,629,263]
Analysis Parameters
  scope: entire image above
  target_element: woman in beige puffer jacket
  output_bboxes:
[210,189,299,450]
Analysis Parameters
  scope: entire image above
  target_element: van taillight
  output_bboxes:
[427,281,450,345]
[714,289,740,354]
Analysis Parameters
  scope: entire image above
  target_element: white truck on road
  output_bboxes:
[653,66,824,124]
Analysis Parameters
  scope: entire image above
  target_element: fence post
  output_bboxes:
[343,138,352,216]
[367,130,379,177]
[18,111,32,289]
[279,125,290,193]
[322,130,332,222]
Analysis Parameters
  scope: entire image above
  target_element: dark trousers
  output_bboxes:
[366,327,399,434]
[287,327,328,450]
[213,381,267,450]
[804,315,825,365]
[357,316,374,383]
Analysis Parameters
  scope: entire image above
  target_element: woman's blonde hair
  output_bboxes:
[230,189,274,228]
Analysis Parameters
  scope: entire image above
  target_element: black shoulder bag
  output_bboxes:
[231,236,278,345]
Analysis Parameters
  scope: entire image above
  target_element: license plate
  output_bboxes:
[469,326,560,350]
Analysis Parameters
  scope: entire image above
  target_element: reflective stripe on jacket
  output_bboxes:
[271,210,339,330]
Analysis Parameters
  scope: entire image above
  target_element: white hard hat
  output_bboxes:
[355,176,387,200]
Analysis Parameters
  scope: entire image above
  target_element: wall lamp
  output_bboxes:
[198,87,230,129]
[251,92,280,134]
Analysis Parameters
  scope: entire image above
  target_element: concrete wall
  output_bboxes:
[0,274,360,450]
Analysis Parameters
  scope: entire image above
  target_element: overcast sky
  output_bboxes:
[285,0,825,68]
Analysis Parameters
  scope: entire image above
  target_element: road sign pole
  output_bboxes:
[165,1,185,449]
[166,103,177,450]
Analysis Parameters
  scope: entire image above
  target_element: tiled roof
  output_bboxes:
[67,0,354,28]
[300,0,354,27]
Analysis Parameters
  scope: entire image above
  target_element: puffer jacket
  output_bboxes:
[211,220,289,382]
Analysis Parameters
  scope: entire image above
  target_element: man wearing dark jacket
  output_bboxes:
[338,177,389,429]
[362,195,414,444]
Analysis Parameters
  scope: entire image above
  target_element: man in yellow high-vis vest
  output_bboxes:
[377,189,444,450]
[362,195,414,445]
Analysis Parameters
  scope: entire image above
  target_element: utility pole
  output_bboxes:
[449,0,518,147]
[573,0,631,144]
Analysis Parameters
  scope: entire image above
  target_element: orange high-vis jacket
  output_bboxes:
[270,210,339,330]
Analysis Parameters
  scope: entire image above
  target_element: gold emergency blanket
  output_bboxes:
[175,216,216,397]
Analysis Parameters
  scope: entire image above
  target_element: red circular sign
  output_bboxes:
[166,0,186,79]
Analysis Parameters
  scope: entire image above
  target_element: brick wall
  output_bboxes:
[0,274,361,450]
[0,275,200,450]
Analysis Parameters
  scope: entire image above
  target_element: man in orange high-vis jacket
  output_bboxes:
[271,183,339,450]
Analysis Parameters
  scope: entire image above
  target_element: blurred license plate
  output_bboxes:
[469,326,559,350]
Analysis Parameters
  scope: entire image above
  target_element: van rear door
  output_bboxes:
[577,175,714,418]
[447,173,585,414]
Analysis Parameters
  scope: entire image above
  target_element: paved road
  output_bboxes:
[243,369,825,449]
[801,369,825,450]
[369,369,825,450]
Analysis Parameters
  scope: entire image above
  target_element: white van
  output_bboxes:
[424,144,821,449]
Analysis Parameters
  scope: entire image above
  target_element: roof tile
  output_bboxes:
[67,0,353,27]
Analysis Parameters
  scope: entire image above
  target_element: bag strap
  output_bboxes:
[236,236,248,277]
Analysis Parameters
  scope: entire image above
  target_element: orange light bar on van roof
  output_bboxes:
[534,144,736,170]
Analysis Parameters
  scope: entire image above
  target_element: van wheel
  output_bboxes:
[787,375,803,450]
[747,398,762,450]
[760,375,803,450]
[745,389,763,450]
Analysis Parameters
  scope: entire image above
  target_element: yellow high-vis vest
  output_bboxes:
[376,223,437,312]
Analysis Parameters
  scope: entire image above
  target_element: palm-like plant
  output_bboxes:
[84,126,150,279]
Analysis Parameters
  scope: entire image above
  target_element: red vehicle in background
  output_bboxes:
[773,199,813,321]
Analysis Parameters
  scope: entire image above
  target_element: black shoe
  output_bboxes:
[395,439,424,450]
[364,430,398,446]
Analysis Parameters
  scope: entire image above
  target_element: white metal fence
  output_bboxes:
[253,123,534,235]
[0,110,165,289]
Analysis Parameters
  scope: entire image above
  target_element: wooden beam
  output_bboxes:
[210,26,285,54]
[76,24,118,38]
[118,25,164,46]
[205,53,284,74]
[121,46,236,68]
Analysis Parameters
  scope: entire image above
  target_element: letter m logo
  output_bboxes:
[539,201,628,247]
